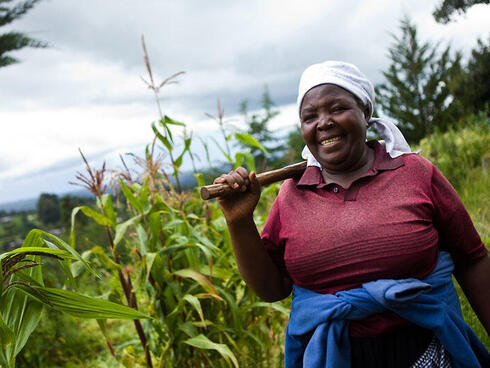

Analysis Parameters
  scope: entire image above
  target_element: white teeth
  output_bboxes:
[320,136,341,145]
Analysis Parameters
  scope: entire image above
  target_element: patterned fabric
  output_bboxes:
[411,336,453,368]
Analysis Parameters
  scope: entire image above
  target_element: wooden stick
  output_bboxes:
[200,161,307,200]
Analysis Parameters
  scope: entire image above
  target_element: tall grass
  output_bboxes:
[417,114,490,349]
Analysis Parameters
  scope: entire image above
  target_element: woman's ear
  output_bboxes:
[363,106,370,120]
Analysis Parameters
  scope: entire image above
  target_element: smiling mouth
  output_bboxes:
[320,136,341,146]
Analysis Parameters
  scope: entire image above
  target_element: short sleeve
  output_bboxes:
[430,164,487,267]
[260,195,290,278]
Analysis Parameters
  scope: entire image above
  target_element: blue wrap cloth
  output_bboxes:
[285,252,490,368]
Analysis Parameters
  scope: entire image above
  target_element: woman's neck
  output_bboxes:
[321,146,375,189]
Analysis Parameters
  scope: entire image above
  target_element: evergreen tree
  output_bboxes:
[0,0,46,68]
[37,193,60,225]
[451,37,490,116]
[376,17,462,143]
[239,86,282,170]
[433,0,489,24]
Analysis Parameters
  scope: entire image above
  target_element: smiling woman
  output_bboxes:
[299,84,373,187]
[213,61,490,368]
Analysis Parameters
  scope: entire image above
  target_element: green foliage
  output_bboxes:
[0,230,151,368]
[36,193,60,226]
[451,37,490,117]
[417,113,489,191]
[433,0,489,24]
[0,0,47,67]
[376,17,462,143]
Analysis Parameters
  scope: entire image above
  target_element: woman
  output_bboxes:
[214,61,490,367]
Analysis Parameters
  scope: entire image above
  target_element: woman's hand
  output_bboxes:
[213,167,261,224]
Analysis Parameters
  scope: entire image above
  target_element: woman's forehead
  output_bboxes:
[301,84,358,109]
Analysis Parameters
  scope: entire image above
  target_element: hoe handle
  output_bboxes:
[200,161,307,200]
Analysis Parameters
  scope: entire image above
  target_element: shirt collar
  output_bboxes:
[296,140,405,187]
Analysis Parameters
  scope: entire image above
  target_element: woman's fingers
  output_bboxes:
[213,167,250,190]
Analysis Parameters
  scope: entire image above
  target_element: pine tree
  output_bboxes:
[433,0,489,24]
[0,0,46,68]
[376,17,462,143]
[451,37,490,116]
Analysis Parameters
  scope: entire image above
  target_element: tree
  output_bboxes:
[433,0,489,24]
[239,86,282,170]
[37,193,60,225]
[0,0,46,68]
[451,37,490,116]
[376,17,462,143]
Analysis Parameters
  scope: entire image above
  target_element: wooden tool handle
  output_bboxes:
[200,161,307,200]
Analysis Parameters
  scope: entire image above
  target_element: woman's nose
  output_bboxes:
[317,114,333,130]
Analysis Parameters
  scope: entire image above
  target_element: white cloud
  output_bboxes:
[1,0,489,203]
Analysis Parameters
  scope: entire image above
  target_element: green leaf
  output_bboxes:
[183,294,205,324]
[119,179,143,213]
[184,334,239,368]
[99,194,117,225]
[235,151,256,172]
[114,215,142,246]
[80,206,114,227]
[228,133,269,153]
[87,246,122,271]
[163,115,185,127]
[194,173,205,187]
[0,314,15,350]
[1,247,76,261]
[1,255,44,366]
[173,269,218,296]
[69,206,83,248]
[249,302,290,316]
[12,285,151,320]
[44,240,77,289]
[21,230,99,279]
[152,122,173,152]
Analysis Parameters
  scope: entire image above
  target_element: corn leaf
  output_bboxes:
[1,256,44,366]
[152,122,173,152]
[12,285,151,320]
[162,115,185,127]
[228,133,268,153]
[1,247,75,261]
[120,179,144,213]
[183,294,205,325]
[22,230,99,278]
[174,269,218,297]
[184,334,238,368]
[114,215,142,246]
[80,206,115,227]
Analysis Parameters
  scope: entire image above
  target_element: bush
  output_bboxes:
[417,113,489,190]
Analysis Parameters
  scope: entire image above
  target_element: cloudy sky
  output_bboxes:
[1,0,489,204]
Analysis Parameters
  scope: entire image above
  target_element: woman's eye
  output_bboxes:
[302,115,315,123]
[332,106,346,114]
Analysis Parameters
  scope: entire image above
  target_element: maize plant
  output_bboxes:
[0,230,150,368]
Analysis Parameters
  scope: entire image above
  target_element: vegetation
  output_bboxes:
[0,0,47,68]
[0,10,489,368]
[376,17,462,143]
[433,0,490,23]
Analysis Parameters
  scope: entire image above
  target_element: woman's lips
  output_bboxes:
[319,136,341,146]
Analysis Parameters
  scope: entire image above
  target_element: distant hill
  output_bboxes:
[0,190,94,213]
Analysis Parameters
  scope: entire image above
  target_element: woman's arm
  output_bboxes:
[455,255,490,336]
[214,168,292,302]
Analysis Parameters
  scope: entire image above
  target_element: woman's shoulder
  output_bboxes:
[400,152,436,178]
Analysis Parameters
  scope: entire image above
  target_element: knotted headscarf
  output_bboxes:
[297,61,412,168]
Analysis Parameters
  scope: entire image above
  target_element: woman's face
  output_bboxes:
[300,84,369,174]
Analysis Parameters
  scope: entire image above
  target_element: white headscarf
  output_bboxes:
[297,61,412,168]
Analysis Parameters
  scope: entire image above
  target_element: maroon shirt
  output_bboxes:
[261,141,487,337]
